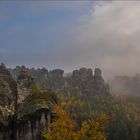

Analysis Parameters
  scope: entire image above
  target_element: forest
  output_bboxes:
[0,63,140,140]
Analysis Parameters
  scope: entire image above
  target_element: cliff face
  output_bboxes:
[10,66,110,96]
[0,64,17,96]
[72,68,93,85]
[71,68,110,96]
[48,69,65,91]
[0,64,17,114]
[0,64,110,140]
[71,68,94,95]
[17,68,34,103]
[0,64,56,140]
[0,64,17,140]
[93,68,110,96]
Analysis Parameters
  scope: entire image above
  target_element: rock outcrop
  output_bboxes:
[71,68,94,95]
[71,67,110,96]
[17,68,34,102]
[10,66,110,96]
[0,63,17,112]
[0,63,17,97]
[0,64,57,140]
[0,64,110,140]
[48,69,65,91]
[93,68,110,96]
[0,64,18,140]
[16,90,57,140]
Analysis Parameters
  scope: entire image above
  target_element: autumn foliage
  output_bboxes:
[44,106,110,140]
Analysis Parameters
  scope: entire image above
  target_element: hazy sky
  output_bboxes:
[1,1,140,78]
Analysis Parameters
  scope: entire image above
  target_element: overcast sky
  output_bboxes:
[1,1,140,78]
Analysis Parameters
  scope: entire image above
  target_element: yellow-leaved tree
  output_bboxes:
[43,105,110,140]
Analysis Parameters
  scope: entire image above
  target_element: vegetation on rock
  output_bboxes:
[0,64,139,140]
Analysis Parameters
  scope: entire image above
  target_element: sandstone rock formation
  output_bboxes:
[0,64,57,140]
[17,68,34,103]
[10,66,110,96]
[71,68,94,95]
[93,68,110,96]
[71,67,110,96]
[48,69,65,91]
[0,63,17,113]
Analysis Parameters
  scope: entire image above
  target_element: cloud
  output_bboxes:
[53,1,140,78]
[1,1,140,79]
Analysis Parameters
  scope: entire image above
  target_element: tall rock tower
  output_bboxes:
[17,68,34,102]
[0,63,17,112]
[93,68,110,96]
